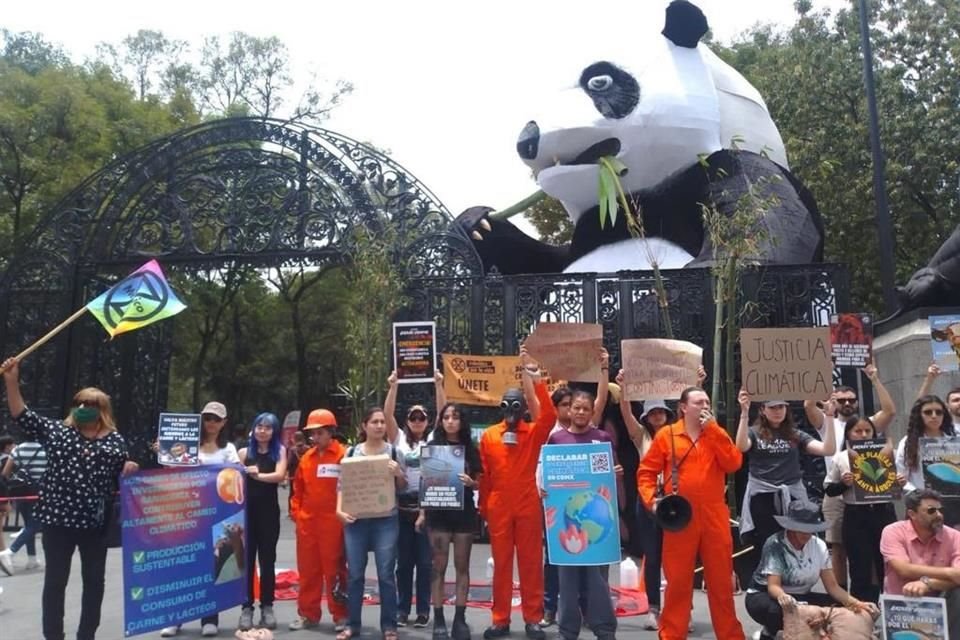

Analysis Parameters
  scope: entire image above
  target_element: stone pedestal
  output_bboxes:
[874,307,960,446]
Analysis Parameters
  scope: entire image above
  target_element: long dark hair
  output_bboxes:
[905,395,955,471]
[433,402,473,445]
[840,415,875,451]
[755,406,799,444]
[356,406,385,444]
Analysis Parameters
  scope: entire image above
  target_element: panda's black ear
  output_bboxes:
[662,0,709,48]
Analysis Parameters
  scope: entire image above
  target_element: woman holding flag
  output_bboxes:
[2,356,137,640]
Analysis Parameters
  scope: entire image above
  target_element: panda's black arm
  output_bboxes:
[453,206,571,275]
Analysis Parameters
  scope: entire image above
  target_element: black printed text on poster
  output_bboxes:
[393,321,437,384]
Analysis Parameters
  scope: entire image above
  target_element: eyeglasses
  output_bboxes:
[202,414,225,422]
[923,409,944,417]
[835,398,857,405]
[500,400,522,410]
[408,413,428,422]
[924,507,944,515]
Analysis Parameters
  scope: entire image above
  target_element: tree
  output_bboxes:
[526,196,573,244]
[95,30,187,101]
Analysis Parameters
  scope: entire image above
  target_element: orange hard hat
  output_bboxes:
[304,409,337,430]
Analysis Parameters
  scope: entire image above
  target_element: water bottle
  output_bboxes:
[619,557,639,590]
[486,556,495,580]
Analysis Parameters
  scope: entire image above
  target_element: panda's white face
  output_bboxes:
[518,37,787,225]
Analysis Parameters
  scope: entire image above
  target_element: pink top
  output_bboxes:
[880,519,960,594]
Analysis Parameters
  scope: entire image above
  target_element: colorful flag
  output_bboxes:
[86,260,186,337]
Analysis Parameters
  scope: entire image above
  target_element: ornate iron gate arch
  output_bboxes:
[0,117,480,458]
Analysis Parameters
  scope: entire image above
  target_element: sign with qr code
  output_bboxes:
[541,443,620,566]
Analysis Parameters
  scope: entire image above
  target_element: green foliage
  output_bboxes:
[526,196,573,244]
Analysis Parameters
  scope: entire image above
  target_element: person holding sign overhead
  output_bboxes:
[636,386,744,640]
[336,407,407,640]
[479,346,556,640]
[823,416,902,603]
[735,390,834,577]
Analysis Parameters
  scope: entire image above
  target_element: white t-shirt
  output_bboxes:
[817,417,846,477]
[392,432,424,496]
[750,530,832,594]
[198,443,240,466]
[894,436,926,492]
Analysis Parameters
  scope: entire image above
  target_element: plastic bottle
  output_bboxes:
[619,557,639,590]
[486,556,495,580]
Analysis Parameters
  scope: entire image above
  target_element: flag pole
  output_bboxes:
[0,306,89,373]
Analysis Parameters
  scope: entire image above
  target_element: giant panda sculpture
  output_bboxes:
[456,0,823,275]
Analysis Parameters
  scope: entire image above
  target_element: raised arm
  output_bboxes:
[384,370,401,444]
[532,379,557,436]
[615,369,647,447]
[2,357,26,418]
[917,363,941,400]
[804,397,828,431]
[805,412,837,457]
[592,348,610,426]
[735,389,753,453]
[434,369,446,417]
[865,364,896,432]
[703,418,743,473]
[520,344,541,422]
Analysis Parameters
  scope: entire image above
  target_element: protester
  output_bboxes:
[745,502,873,640]
[637,386,744,640]
[336,407,407,640]
[544,389,620,640]
[286,430,307,515]
[385,370,442,628]
[823,416,902,602]
[6,434,46,570]
[895,395,955,492]
[803,365,896,588]
[916,364,960,422]
[416,394,482,640]
[540,386,573,628]
[237,412,287,631]
[2,356,137,640]
[880,488,960,638]
[478,346,555,640]
[0,434,15,575]
[735,391,833,575]
[160,400,239,638]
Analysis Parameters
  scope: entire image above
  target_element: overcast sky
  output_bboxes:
[9,0,849,227]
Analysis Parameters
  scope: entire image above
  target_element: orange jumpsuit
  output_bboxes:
[479,381,556,627]
[637,420,744,640]
[291,439,349,622]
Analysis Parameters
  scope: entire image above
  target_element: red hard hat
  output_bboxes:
[304,409,337,429]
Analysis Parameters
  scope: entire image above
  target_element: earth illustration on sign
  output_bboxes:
[557,488,616,554]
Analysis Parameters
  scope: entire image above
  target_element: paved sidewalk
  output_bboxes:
[0,507,763,639]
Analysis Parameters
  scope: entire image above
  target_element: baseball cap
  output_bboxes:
[201,401,227,419]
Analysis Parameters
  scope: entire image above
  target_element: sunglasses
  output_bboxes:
[501,400,522,411]
[202,414,225,422]
[923,409,944,417]
[923,507,944,515]
[835,398,857,405]
[408,413,428,422]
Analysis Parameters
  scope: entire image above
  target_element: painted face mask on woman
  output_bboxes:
[72,406,99,424]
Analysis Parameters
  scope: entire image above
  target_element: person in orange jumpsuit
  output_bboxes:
[288,409,349,631]
[637,386,745,640]
[479,359,556,640]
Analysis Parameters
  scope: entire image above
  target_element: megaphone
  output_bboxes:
[654,493,692,532]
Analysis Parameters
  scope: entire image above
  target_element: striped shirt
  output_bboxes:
[12,441,48,484]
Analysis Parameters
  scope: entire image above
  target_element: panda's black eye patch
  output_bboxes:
[579,62,640,120]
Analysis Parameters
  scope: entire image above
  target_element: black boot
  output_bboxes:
[483,625,510,639]
[452,606,471,640]
[434,607,450,640]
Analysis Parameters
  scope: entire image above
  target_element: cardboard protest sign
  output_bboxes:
[880,594,948,640]
[281,411,301,449]
[443,354,523,407]
[740,327,833,401]
[829,313,873,368]
[620,339,702,401]
[525,322,602,382]
[921,436,960,498]
[393,321,436,383]
[340,454,397,518]
[850,438,897,504]
[157,413,201,466]
[930,314,960,373]
[419,445,466,510]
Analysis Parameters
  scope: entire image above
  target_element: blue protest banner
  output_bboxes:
[541,443,620,566]
[121,465,247,637]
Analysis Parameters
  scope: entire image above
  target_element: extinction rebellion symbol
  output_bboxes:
[101,271,170,330]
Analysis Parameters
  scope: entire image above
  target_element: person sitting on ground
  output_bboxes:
[745,501,874,640]
[880,488,960,639]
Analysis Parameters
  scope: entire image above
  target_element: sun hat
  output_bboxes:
[774,501,828,534]
[640,399,675,423]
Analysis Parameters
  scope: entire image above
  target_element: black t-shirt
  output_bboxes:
[748,427,814,485]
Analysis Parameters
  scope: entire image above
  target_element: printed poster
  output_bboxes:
[156,413,201,466]
[740,327,833,401]
[121,465,247,636]
[419,445,465,510]
[620,339,702,401]
[850,438,897,503]
[880,594,949,640]
[930,315,960,373]
[921,437,960,498]
[525,322,603,382]
[830,313,873,368]
[393,321,437,383]
[541,443,620,566]
[442,353,524,407]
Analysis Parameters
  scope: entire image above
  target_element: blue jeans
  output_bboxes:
[10,500,39,555]
[345,514,399,633]
[397,513,431,616]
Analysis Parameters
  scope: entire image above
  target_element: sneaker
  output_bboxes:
[451,618,472,640]
[483,625,510,639]
[538,611,556,628]
[414,614,430,628]
[524,623,545,640]
[159,627,180,637]
[642,610,659,631]
[0,550,13,576]
[433,622,451,640]
[201,622,218,637]
[398,614,410,627]
[289,616,319,631]
[260,606,277,630]
[334,619,348,632]
[238,607,254,631]
[24,556,41,570]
